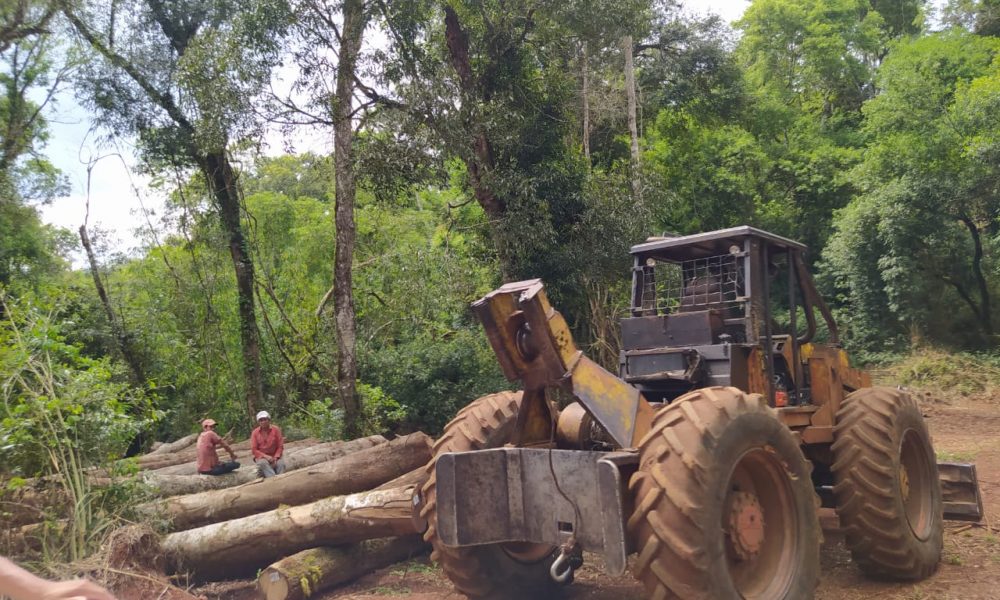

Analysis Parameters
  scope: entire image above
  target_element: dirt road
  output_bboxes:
[313,393,1000,600]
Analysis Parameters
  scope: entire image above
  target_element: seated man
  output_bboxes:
[196,418,240,475]
[251,410,286,478]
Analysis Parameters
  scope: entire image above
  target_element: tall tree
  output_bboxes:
[0,1,68,291]
[824,31,1000,347]
[944,0,1000,36]
[330,0,366,436]
[623,34,641,201]
[371,0,652,302]
[61,0,289,421]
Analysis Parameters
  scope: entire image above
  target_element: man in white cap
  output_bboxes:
[196,418,240,475]
[251,410,286,478]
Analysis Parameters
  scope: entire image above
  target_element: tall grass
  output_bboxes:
[0,293,156,561]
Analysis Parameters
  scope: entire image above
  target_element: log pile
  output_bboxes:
[258,536,426,600]
[3,429,434,598]
[130,430,432,597]
[143,432,432,530]
[142,435,387,497]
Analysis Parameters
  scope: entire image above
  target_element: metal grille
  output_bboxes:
[639,253,744,314]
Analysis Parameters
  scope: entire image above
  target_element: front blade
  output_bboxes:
[938,462,983,522]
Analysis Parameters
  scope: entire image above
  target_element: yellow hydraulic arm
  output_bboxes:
[472,279,656,449]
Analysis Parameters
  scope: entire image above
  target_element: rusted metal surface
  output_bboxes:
[799,425,834,444]
[458,227,982,593]
[568,356,652,448]
[723,447,805,596]
[473,279,653,449]
[938,462,984,521]
[434,448,632,575]
[728,491,765,560]
[776,406,817,429]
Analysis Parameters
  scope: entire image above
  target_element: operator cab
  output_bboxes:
[620,226,839,407]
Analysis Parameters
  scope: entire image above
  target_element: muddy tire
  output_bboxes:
[831,387,943,580]
[418,391,558,599]
[628,386,820,600]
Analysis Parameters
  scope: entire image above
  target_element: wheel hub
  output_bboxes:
[728,491,766,561]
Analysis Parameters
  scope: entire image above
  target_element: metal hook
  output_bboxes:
[549,548,574,584]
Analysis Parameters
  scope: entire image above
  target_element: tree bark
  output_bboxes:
[142,435,385,497]
[959,214,993,337]
[63,5,266,425]
[145,433,199,457]
[442,6,513,281]
[624,35,641,202]
[582,41,590,165]
[330,0,367,438]
[201,151,264,423]
[257,536,427,600]
[146,433,430,531]
[162,485,418,580]
[79,224,146,386]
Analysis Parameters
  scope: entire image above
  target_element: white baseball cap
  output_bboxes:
[256,410,271,421]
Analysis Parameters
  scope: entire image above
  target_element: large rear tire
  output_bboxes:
[418,391,559,599]
[831,387,943,580]
[628,386,821,600]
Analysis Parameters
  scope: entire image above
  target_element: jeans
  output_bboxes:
[200,461,240,476]
[255,457,287,478]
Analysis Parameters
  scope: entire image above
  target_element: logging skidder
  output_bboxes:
[418,227,984,600]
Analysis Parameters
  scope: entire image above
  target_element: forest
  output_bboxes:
[1,0,1000,590]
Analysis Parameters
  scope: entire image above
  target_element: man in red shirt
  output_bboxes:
[251,410,286,478]
[196,418,240,475]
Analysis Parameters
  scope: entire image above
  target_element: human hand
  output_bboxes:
[38,578,117,600]
[229,452,237,461]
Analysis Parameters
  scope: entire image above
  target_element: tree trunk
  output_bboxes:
[959,214,994,337]
[442,6,514,280]
[623,35,641,202]
[201,151,264,423]
[257,536,427,600]
[582,41,590,165]
[147,437,319,477]
[79,224,145,385]
[162,485,418,580]
[147,433,430,531]
[145,433,199,457]
[376,466,427,491]
[330,0,367,438]
[143,435,385,497]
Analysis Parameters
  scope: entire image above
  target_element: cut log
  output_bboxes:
[1,520,64,556]
[162,484,418,580]
[149,432,431,531]
[135,436,248,471]
[148,437,320,476]
[0,487,56,529]
[145,433,199,457]
[143,435,386,497]
[257,536,428,600]
[376,466,428,491]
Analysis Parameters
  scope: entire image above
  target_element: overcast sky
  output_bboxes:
[38,0,751,259]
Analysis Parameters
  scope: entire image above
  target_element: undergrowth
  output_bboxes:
[872,348,1000,400]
